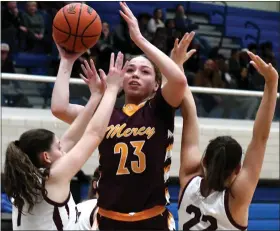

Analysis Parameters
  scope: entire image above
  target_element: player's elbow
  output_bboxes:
[51,104,67,119]
[175,73,187,87]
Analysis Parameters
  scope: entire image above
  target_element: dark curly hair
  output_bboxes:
[4,129,54,213]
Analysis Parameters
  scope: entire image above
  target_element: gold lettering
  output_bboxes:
[146,127,155,139]
[123,128,132,137]
[116,124,127,138]
[131,128,138,137]
[137,127,146,136]
[106,124,121,139]
[106,123,155,140]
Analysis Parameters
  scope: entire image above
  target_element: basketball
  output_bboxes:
[52,3,102,53]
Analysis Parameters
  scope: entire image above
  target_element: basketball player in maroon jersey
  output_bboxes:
[51,2,195,229]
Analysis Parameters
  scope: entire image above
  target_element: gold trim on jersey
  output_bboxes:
[122,102,146,116]
[98,206,166,222]
[106,123,155,140]
[167,211,176,230]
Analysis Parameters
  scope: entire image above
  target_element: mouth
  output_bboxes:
[129,81,141,87]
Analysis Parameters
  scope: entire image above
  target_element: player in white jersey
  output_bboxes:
[76,166,100,230]
[3,51,126,230]
[177,46,278,230]
[76,199,98,230]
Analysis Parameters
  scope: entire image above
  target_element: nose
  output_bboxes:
[132,74,139,79]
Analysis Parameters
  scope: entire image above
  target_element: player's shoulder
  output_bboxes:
[179,175,202,207]
[77,199,97,210]
[148,88,176,113]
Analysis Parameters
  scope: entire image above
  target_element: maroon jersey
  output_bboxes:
[97,89,175,213]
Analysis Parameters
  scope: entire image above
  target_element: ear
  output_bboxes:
[153,82,159,92]
[40,151,52,165]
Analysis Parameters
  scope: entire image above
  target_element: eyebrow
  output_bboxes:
[128,64,152,69]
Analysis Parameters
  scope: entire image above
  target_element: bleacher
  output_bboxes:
[10,1,280,68]
[3,1,279,109]
[87,1,280,60]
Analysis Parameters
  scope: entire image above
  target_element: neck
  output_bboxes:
[125,96,145,106]
[125,94,153,106]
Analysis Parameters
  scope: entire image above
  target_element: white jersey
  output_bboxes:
[12,193,79,230]
[76,199,98,230]
[178,176,247,231]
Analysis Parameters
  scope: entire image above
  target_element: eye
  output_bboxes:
[142,70,150,74]
[127,68,134,73]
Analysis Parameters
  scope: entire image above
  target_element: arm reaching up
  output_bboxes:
[51,45,86,124]
[119,2,187,107]
[59,57,108,153]
[230,52,278,208]
[162,33,197,86]
[50,52,128,184]
[169,35,201,189]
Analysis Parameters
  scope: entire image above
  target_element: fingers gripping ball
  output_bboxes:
[53,3,102,53]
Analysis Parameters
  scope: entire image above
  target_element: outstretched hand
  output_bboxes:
[80,59,107,95]
[106,52,128,90]
[119,2,142,42]
[56,43,84,63]
[247,51,278,84]
[170,32,196,66]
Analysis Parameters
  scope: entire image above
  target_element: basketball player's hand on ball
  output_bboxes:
[106,52,128,91]
[247,51,279,83]
[170,32,196,66]
[56,43,84,63]
[119,2,142,42]
[80,59,107,94]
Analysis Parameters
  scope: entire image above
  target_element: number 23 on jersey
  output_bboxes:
[114,141,146,175]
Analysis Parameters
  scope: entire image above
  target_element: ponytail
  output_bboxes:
[204,146,227,195]
[4,141,47,213]
[203,136,243,196]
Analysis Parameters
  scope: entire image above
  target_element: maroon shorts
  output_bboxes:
[97,208,175,230]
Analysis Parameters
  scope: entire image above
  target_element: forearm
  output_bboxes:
[85,86,119,137]
[135,36,186,84]
[51,59,74,112]
[161,56,185,87]
[61,93,103,151]
[179,89,201,180]
[252,81,278,141]
[181,88,199,146]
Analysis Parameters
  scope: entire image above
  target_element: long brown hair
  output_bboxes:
[202,136,242,196]
[4,129,54,213]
